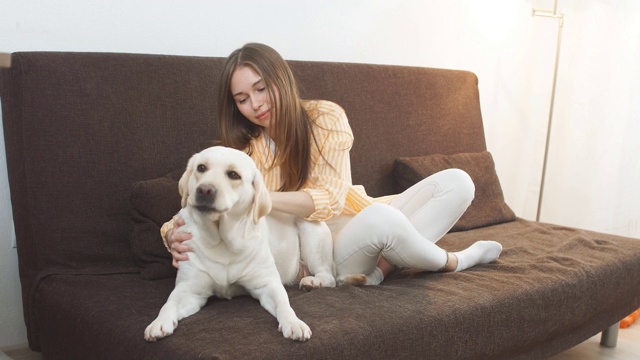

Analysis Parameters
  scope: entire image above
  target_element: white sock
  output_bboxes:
[365,267,385,285]
[452,241,502,272]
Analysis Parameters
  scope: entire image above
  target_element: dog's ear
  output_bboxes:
[252,169,272,223]
[178,156,195,208]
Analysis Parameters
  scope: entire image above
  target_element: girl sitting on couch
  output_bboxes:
[161,42,502,285]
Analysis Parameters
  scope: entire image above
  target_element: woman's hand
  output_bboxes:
[166,217,193,269]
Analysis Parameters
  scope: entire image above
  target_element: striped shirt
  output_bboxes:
[160,100,394,242]
[249,100,395,221]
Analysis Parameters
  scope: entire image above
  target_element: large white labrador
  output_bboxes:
[144,146,336,342]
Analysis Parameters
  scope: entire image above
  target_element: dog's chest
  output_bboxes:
[182,222,273,296]
[189,238,248,280]
[182,243,259,299]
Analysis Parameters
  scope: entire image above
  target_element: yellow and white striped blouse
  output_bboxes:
[160,100,394,241]
[252,99,395,221]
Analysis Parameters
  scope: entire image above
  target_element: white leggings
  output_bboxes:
[330,168,474,276]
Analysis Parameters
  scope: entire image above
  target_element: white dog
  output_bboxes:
[144,146,336,342]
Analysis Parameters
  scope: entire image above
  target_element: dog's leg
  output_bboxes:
[144,271,213,341]
[247,278,312,341]
[296,219,336,290]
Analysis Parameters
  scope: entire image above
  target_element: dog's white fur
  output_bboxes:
[144,146,335,342]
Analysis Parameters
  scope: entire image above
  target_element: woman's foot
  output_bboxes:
[446,241,503,272]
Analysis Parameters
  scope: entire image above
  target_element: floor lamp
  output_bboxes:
[533,1,563,222]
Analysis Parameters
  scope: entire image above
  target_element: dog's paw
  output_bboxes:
[300,276,324,291]
[144,318,178,342]
[336,274,367,286]
[278,318,312,341]
[299,276,319,291]
[299,274,336,291]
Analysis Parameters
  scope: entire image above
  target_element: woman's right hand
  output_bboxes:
[166,217,193,269]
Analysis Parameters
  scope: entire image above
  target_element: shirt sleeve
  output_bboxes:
[302,102,355,221]
[160,216,176,252]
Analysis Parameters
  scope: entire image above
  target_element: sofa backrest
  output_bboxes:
[0,52,486,289]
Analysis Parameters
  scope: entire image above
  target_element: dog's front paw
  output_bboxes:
[279,318,312,341]
[336,274,367,286]
[144,317,178,342]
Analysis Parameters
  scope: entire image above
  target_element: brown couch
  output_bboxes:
[1,52,639,360]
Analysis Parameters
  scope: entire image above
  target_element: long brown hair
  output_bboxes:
[218,43,312,192]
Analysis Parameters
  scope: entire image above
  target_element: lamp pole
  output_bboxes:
[533,0,564,222]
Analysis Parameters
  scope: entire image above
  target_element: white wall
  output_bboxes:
[1,0,638,347]
[541,1,640,234]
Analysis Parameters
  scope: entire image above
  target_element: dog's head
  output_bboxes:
[178,146,272,223]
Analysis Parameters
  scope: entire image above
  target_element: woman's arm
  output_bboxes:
[269,190,315,218]
[299,101,354,221]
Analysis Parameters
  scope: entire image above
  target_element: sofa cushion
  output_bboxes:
[393,151,516,232]
[129,169,183,280]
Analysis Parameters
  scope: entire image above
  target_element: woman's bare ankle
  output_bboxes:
[377,257,396,276]
[443,253,458,272]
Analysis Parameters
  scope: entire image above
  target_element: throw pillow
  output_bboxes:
[129,169,183,280]
[393,151,516,232]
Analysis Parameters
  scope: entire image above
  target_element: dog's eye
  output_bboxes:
[227,171,241,180]
[197,164,207,173]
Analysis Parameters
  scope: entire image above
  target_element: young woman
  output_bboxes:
[161,43,502,285]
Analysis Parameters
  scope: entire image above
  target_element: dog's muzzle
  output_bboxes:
[195,184,217,213]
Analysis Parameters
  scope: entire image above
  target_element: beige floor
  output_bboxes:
[550,323,640,360]
[1,323,639,359]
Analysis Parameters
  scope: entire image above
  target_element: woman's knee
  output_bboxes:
[440,168,475,204]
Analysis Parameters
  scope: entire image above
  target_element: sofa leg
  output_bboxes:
[600,322,619,348]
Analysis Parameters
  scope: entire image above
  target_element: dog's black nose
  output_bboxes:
[196,184,216,205]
